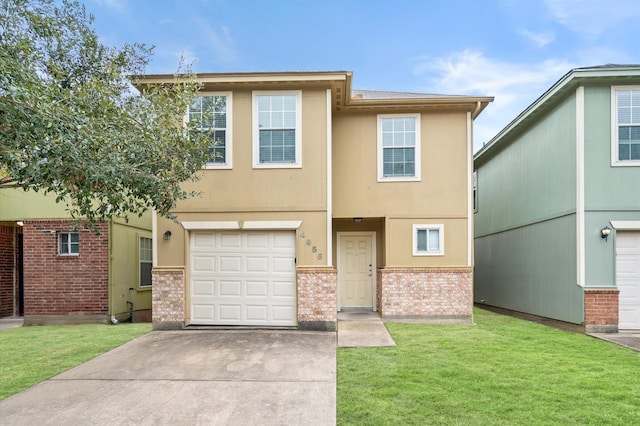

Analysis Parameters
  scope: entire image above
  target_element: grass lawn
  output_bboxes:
[0,323,151,400]
[338,308,640,425]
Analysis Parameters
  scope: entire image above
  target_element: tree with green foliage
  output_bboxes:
[0,0,211,224]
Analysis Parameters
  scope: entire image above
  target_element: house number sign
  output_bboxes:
[299,231,323,261]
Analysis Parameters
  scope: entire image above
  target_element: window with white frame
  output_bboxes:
[378,114,421,181]
[253,91,302,168]
[412,224,444,256]
[58,232,79,255]
[188,93,232,168]
[139,237,152,287]
[473,170,478,212]
[612,87,640,165]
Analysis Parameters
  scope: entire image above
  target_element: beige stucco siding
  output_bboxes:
[175,89,328,213]
[332,110,470,266]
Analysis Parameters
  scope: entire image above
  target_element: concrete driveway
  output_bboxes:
[0,330,336,425]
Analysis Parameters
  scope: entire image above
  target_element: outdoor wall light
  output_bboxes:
[163,230,172,241]
[353,217,363,224]
[600,225,611,241]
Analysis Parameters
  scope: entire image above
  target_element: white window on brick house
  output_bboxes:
[611,86,640,166]
[252,91,302,168]
[139,237,152,288]
[187,92,232,168]
[412,224,444,256]
[58,232,79,255]
[378,114,421,181]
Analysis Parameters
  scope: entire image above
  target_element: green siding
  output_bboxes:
[583,86,640,287]
[475,94,577,237]
[474,214,583,324]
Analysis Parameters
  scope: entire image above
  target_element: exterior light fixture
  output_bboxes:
[163,230,172,241]
[600,225,611,241]
[353,217,363,224]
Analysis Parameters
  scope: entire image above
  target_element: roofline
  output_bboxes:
[132,70,493,116]
[474,65,640,161]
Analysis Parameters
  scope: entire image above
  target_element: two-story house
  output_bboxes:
[474,65,640,332]
[137,71,492,331]
[0,189,152,324]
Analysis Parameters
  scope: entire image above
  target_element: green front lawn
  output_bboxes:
[0,323,151,400]
[338,308,640,425]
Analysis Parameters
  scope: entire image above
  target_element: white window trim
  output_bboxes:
[611,86,640,167]
[473,170,478,213]
[58,232,80,256]
[412,224,444,256]
[185,91,233,170]
[377,113,421,182]
[252,90,302,169]
[138,236,153,288]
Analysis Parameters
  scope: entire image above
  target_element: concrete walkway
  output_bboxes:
[587,331,640,352]
[0,316,24,331]
[0,330,336,426]
[337,311,396,348]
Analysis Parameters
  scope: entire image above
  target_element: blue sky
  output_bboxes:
[85,0,640,151]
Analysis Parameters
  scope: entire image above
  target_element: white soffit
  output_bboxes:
[611,221,640,230]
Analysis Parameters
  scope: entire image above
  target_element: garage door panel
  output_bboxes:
[617,231,640,330]
[246,257,269,273]
[190,230,296,326]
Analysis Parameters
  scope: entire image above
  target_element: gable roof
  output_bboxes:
[475,64,640,162]
[133,70,493,118]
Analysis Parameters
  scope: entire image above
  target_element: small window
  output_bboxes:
[253,91,302,168]
[58,232,79,255]
[412,224,444,256]
[139,237,152,287]
[611,87,640,166]
[378,114,421,181]
[187,93,232,168]
[473,170,478,212]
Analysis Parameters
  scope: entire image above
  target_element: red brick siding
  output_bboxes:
[584,289,619,327]
[23,220,108,316]
[297,267,337,324]
[0,225,16,317]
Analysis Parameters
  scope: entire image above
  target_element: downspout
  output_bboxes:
[108,218,115,324]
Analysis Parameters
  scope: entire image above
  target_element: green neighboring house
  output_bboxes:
[0,188,153,324]
[474,65,640,333]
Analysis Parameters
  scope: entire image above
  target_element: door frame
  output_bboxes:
[336,231,377,311]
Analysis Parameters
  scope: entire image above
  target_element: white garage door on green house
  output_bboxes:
[617,231,640,330]
[189,231,297,326]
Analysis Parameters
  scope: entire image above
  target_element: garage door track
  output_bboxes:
[0,330,336,425]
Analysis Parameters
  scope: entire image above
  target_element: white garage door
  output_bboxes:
[617,231,640,330]
[190,231,296,326]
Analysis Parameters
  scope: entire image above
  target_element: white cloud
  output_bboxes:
[412,50,575,151]
[195,19,238,67]
[544,0,640,37]
[518,29,555,48]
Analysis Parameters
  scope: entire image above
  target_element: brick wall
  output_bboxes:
[22,220,109,322]
[584,289,619,333]
[378,267,473,323]
[0,225,16,317]
[152,268,185,329]
[297,267,337,331]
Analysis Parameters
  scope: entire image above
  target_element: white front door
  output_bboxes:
[338,233,375,309]
[189,231,297,326]
[617,231,640,330]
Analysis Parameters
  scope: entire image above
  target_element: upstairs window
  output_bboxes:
[612,87,640,166]
[139,237,152,288]
[253,91,302,168]
[188,93,232,168]
[378,114,421,181]
[58,232,79,255]
[412,224,444,256]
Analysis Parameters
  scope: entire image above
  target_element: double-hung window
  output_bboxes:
[612,87,640,166]
[253,91,302,168]
[188,93,232,168]
[378,114,421,181]
[139,237,152,288]
[412,224,444,256]
[59,232,79,255]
